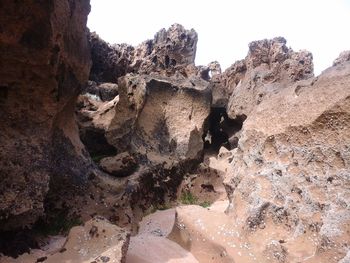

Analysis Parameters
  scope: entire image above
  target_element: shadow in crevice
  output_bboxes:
[203,107,246,154]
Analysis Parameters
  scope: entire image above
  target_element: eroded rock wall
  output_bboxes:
[222,44,350,262]
[88,23,201,82]
[106,74,211,165]
[0,0,92,230]
[213,37,314,115]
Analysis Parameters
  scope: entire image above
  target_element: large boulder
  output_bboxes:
[106,73,212,167]
[0,0,92,230]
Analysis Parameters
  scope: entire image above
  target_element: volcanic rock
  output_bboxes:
[0,0,92,230]
[222,48,350,262]
[106,73,211,166]
[224,37,314,119]
[333,50,350,66]
[161,42,350,263]
[89,32,134,83]
[130,23,198,76]
[85,81,119,102]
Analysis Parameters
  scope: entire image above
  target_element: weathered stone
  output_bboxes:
[76,93,118,158]
[0,0,92,230]
[3,217,130,263]
[333,50,350,66]
[85,81,119,102]
[130,23,198,76]
[225,37,314,119]
[223,47,350,261]
[160,40,350,263]
[106,73,211,166]
[88,24,199,83]
[89,32,133,83]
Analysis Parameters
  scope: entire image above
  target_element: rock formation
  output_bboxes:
[75,25,213,235]
[222,50,350,262]
[130,23,198,76]
[224,37,314,119]
[0,0,92,231]
[89,32,133,83]
[105,74,211,165]
[168,42,350,262]
[88,23,199,81]
[0,1,349,262]
[78,24,213,177]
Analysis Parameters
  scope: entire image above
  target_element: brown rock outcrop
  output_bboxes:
[130,23,198,76]
[161,43,350,263]
[106,73,211,166]
[224,37,314,119]
[0,0,92,230]
[222,49,350,262]
[89,32,134,83]
[88,23,199,83]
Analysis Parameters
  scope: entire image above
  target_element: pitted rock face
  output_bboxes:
[106,73,211,166]
[0,0,91,230]
[88,24,199,83]
[223,37,314,119]
[222,52,350,262]
[89,32,134,83]
[130,23,198,76]
[333,50,350,66]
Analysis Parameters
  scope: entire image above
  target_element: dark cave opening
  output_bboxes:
[79,127,117,163]
[0,228,39,258]
[203,107,246,153]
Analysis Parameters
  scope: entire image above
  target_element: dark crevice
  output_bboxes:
[164,55,170,68]
[0,229,39,258]
[79,128,117,163]
[0,86,9,104]
[203,107,246,153]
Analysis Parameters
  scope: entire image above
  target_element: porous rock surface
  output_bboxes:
[73,24,213,238]
[79,24,213,173]
[0,0,92,231]
[106,74,211,166]
[221,47,350,262]
[163,46,350,263]
[88,23,199,82]
[1,2,350,262]
[224,37,314,118]
[130,23,198,76]
[89,32,133,83]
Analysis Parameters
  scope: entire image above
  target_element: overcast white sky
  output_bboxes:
[88,0,350,75]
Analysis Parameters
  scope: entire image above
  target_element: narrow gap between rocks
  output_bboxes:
[203,107,246,154]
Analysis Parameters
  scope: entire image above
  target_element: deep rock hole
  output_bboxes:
[203,107,246,154]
